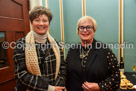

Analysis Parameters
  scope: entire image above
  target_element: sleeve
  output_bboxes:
[54,47,66,87]
[65,48,71,90]
[14,38,50,91]
[98,48,120,91]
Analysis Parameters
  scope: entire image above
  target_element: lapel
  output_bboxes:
[76,51,83,76]
[74,44,83,77]
[85,50,97,74]
[84,39,97,74]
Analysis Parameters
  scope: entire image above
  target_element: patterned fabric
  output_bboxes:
[25,31,61,79]
[25,31,41,76]
[98,48,120,91]
[14,38,66,91]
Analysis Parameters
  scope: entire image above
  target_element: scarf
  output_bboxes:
[25,31,60,80]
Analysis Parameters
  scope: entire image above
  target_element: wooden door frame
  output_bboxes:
[0,0,30,85]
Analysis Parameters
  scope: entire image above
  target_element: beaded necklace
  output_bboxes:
[80,46,91,59]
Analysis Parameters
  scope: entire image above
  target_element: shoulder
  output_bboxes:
[68,42,81,50]
[66,43,81,55]
[94,39,111,51]
[95,40,117,57]
[14,37,26,52]
[93,39,115,55]
[16,37,26,44]
[54,40,62,48]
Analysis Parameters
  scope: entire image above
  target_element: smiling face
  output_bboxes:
[78,20,95,44]
[31,14,49,35]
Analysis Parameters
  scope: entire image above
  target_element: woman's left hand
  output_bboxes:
[82,81,100,91]
[54,86,65,91]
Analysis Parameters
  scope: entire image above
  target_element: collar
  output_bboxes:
[32,31,47,44]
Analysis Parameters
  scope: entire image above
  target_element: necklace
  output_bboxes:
[80,46,91,59]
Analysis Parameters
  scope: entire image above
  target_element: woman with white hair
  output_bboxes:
[65,16,120,91]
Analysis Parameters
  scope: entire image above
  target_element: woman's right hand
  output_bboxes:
[82,81,100,91]
[54,86,65,91]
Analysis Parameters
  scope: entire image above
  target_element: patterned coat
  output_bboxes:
[14,38,66,91]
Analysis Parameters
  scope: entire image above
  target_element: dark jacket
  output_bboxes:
[14,38,66,91]
[66,39,120,91]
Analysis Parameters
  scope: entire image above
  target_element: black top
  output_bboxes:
[66,39,120,91]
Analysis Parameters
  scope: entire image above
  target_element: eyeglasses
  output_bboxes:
[78,25,93,32]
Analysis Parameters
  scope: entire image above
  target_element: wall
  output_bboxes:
[48,0,61,41]
[40,0,136,72]
[86,0,119,59]
[124,0,136,72]
[63,0,82,54]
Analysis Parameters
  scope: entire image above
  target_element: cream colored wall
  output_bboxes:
[30,0,43,10]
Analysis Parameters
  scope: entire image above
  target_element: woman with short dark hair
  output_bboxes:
[14,6,66,91]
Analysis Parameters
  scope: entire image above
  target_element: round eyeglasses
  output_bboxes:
[78,25,93,32]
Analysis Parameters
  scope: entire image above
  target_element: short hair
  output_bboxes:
[77,16,97,33]
[29,6,53,24]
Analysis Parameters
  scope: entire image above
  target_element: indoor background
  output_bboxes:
[30,0,136,72]
[0,0,135,72]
